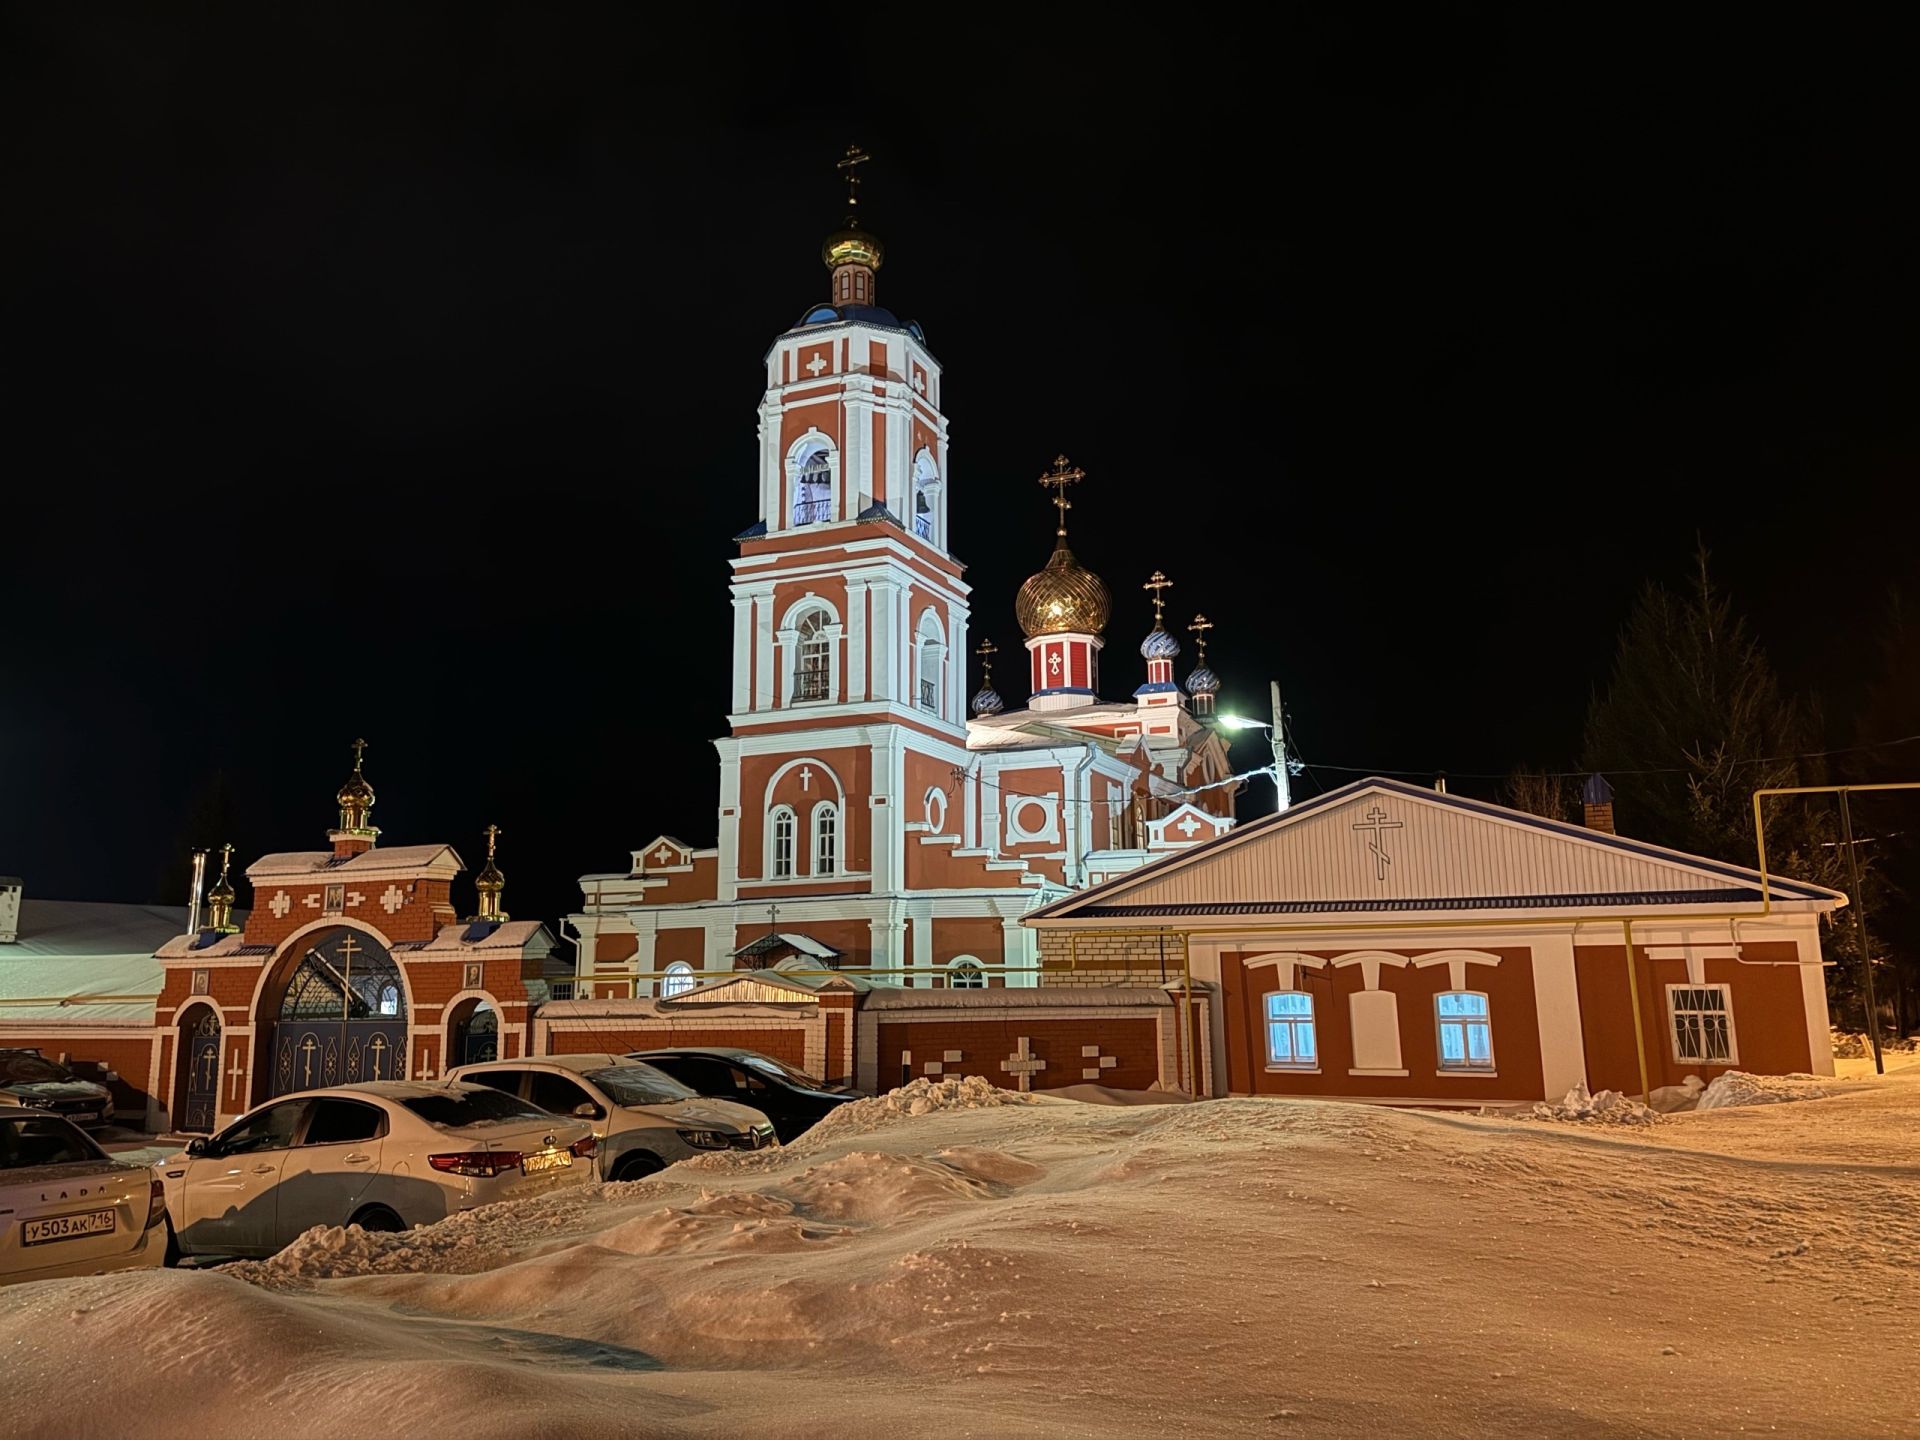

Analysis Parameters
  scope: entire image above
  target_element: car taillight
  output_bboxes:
[429,1151,523,1178]
[144,1178,166,1230]
[569,1135,597,1158]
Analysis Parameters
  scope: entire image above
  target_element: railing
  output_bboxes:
[913,512,933,541]
[794,668,830,702]
[791,496,832,526]
[918,679,936,711]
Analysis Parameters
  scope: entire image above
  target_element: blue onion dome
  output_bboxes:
[1140,625,1181,661]
[1185,664,1220,696]
[971,685,1005,717]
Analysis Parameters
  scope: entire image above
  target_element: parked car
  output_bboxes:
[156,1080,596,1262]
[448,1053,776,1180]
[2,1108,166,1285]
[0,1048,116,1128]
[624,1047,862,1143]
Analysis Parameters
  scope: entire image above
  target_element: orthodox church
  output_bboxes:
[568,149,1243,998]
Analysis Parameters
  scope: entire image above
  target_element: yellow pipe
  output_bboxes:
[1752,780,1920,913]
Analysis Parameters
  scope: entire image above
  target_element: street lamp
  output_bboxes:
[1214,680,1291,813]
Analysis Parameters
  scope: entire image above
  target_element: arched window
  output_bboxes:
[948,957,985,989]
[454,1002,497,1065]
[1436,991,1494,1070]
[795,611,831,702]
[915,610,945,716]
[1264,991,1317,1069]
[912,447,939,543]
[812,801,838,876]
[661,962,697,999]
[770,806,796,878]
[792,446,832,526]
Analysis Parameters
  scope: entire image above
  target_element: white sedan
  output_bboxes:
[157,1080,596,1262]
[2,1108,166,1286]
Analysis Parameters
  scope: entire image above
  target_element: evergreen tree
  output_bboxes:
[1583,547,1871,1024]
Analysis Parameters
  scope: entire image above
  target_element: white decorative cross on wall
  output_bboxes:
[799,767,813,791]
[228,1050,246,1101]
[1351,804,1405,882]
[1176,814,1202,838]
[1000,1037,1047,1092]
[806,353,827,377]
[655,845,674,865]
[912,370,926,394]
[1080,1044,1121,1081]
[268,890,292,919]
[380,884,406,914]
[1048,651,1062,676]
[417,1052,435,1081]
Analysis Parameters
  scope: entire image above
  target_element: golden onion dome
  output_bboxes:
[336,765,374,810]
[822,225,884,272]
[1015,539,1112,638]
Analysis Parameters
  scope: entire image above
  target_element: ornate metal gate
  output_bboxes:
[268,928,408,1096]
[181,1009,222,1132]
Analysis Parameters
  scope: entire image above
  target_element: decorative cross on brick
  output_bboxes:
[1000,1037,1047,1092]
[368,1034,389,1080]
[924,1048,964,1077]
[1176,814,1202,838]
[380,884,406,914]
[269,890,292,919]
[1081,1044,1121,1081]
[417,1052,435,1081]
[655,844,673,865]
[228,1049,246,1101]
[806,353,827,377]
[912,370,926,394]
[799,767,814,791]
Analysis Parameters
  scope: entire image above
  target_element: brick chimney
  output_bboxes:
[1582,774,1616,834]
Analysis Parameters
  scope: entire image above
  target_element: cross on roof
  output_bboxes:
[351,737,368,767]
[975,637,997,681]
[1188,612,1213,660]
[1143,570,1173,625]
[837,143,870,217]
[483,823,501,859]
[1038,455,1085,537]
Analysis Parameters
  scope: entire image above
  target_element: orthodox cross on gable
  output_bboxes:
[837,143,870,217]
[1142,571,1173,626]
[1038,455,1085,537]
[1351,804,1404,882]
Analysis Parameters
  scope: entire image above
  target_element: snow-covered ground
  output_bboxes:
[7,1072,1918,1439]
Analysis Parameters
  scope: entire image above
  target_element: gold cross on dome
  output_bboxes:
[483,823,501,860]
[975,637,997,681]
[837,143,870,214]
[1038,455,1086,536]
[351,737,368,767]
[1143,570,1173,625]
[1188,612,1213,659]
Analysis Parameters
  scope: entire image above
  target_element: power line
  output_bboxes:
[1290,732,1920,783]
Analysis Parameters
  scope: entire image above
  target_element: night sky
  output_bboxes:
[3,8,1914,930]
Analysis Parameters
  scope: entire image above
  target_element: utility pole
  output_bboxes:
[1837,788,1884,1074]
[1269,680,1291,813]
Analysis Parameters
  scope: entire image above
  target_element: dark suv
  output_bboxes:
[625,1048,861,1143]
[0,1049,117,1128]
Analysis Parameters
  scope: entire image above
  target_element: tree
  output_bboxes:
[1503,766,1576,823]
[1583,547,1872,1025]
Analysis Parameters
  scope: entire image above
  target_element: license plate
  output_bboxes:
[65,1112,99,1123]
[520,1149,572,1176]
[22,1209,118,1246]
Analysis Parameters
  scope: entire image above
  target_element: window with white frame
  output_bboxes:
[770,806,796,878]
[812,801,838,876]
[1264,991,1317,1069]
[794,611,831,702]
[660,962,696,999]
[1436,991,1494,1070]
[915,610,945,716]
[948,957,985,988]
[791,447,832,526]
[1669,985,1734,1063]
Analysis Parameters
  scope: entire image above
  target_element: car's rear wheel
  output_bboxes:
[349,1204,404,1233]
[610,1151,664,1182]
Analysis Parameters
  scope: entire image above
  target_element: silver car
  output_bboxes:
[446,1053,776,1181]
[2,1109,165,1286]
[158,1080,596,1261]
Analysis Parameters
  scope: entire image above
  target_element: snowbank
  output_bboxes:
[805,1074,1034,1139]
[1696,1070,1831,1110]
[1527,1081,1658,1126]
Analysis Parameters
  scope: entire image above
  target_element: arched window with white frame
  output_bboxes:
[795,611,831,702]
[790,442,833,527]
[915,608,946,716]
[1264,991,1317,1069]
[660,962,697,999]
[769,806,796,878]
[947,956,986,989]
[911,447,940,545]
[1436,991,1494,1070]
[812,800,838,876]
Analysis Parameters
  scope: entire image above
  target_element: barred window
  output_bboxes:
[1669,985,1734,1063]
